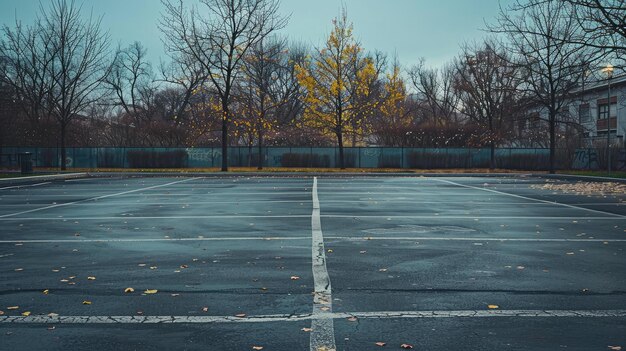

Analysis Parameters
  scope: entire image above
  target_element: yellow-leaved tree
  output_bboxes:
[295,11,377,169]
[375,60,412,146]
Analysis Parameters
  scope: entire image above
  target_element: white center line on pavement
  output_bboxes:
[2,309,625,324]
[310,176,336,351]
[433,178,625,218]
[0,177,200,218]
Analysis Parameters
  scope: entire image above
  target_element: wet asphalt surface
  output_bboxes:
[0,175,625,350]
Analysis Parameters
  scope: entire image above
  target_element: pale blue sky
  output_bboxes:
[0,0,510,69]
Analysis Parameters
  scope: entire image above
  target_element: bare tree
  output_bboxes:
[490,0,591,173]
[565,0,626,71]
[1,17,57,144]
[160,0,287,171]
[453,40,521,169]
[408,59,460,127]
[44,0,110,169]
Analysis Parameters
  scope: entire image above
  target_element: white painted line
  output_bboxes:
[310,176,336,351]
[321,215,624,220]
[0,182,51,191]
[0,178,200,218]
[0,173,86,182]
[0,237,310,244]
[324,236,626,243]
[1,236,625,244]
[433,178,625,218]
[0,215,311,221]
[0,215,623,221]
[2,309,625,324]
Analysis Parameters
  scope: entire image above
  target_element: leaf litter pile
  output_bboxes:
[531,181,626,197]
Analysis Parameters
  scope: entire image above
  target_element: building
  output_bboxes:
[574,73,626,147]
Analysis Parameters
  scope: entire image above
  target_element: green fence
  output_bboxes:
[1,146,624,170]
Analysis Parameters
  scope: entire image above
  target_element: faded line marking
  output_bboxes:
[0,182,51,191]
[2,310,625,324]
[433,178,625,218]
[310,177,336,351]
[0,215,311,221]
[324,237,626,243]
[0,178,200,218]
[0,237,310,244]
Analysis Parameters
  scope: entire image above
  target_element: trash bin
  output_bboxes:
[19,152,33,175]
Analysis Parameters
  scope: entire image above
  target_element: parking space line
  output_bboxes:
[324,237,626,243]
[0,178,201,218]
[310,176,336,351]
[0,215,623,221]
[2,236,624,245]
[433,178,625,218]
[0,182,51,191]
[0,237,310,244]
[2,309,625,324]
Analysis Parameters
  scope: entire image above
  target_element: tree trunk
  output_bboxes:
[549,112,556,174]
[337,132,345,169]
[60,124,67,171]
[221,106,229,172]
[490,141,495,171]
[257,130,263,170]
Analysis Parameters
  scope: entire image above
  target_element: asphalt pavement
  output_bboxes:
[0,175,624,350]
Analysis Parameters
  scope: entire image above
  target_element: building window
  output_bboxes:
[579,104,590,123]
[596,97,617,132]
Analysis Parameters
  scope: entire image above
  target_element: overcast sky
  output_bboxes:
[0,0,511,70]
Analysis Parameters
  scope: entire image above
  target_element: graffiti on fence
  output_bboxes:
[572,149,598,170]
[185,148,221,165]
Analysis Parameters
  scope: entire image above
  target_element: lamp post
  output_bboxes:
[601,64,614,174]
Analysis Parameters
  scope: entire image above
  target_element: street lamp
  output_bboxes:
[601,64,614,173]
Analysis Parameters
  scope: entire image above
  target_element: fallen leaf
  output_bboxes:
[124,288,135,293]
[144,289,158,294]
[21,311,31,316]
[301,327,312,332]
[375,341,386,346]
[235,313,246,318]
[7,306,19,310]
[488,305,499,309]
[82,301,92,305]
[43,289,49,295]
[400,344,414,349]
[290,276,300,280]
